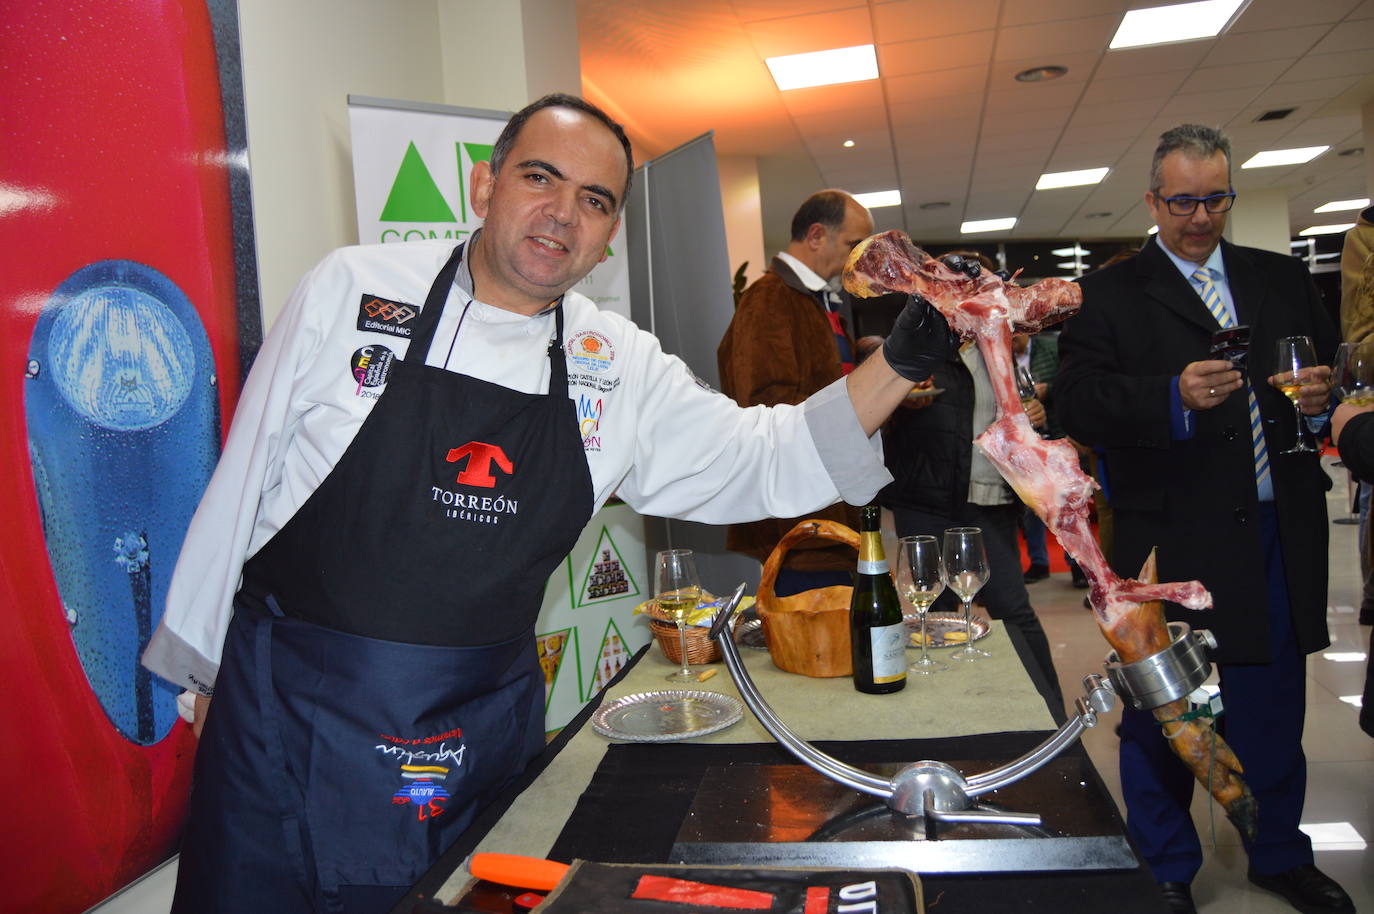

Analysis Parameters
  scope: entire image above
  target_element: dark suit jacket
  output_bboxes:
[1057,237,1337,663]
[716,257,859,570]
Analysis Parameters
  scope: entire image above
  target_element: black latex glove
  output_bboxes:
[883,294,956,382]
[940,253,982,279]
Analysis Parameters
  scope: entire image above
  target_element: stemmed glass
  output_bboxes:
[895,535,947,674]
[942,527,991,661]
[655,549,701,683]
[1332,340,1374,406]
[1273,336,1319,455]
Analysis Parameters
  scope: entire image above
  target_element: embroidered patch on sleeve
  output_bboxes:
[357,294,422,338]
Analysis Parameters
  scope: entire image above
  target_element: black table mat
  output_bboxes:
[547,733,1170,913]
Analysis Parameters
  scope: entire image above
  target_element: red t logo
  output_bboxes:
[446,441,514,488]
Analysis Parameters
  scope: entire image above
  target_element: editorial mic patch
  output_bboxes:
[357,294,421,338]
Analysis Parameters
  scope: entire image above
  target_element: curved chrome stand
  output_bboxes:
[708,595,1117,827]
[1103,622,1215,710]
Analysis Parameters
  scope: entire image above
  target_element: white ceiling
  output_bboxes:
[577,0,1374,244]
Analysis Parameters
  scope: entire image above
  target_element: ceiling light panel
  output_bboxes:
[1242,146,1329,168]
[1298,223,1355,236]
[961,217,1018,233]
[1314,198,1370,213]
[852,190,902,208]
[1110,0,1247,50]
[1036,167,1110,189]
[765,45,878,91]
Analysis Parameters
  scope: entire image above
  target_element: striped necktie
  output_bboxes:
[1192,267,1270,489]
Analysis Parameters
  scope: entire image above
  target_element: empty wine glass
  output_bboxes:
[1332,340,1374,406]
[1272,336,1319,455]
[942,527,991,661]
[655,549,700,683]
[896,535,947,674]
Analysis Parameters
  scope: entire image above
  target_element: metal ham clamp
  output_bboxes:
[707,597,1123,827]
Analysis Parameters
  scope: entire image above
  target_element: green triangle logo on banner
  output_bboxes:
[380,142,456,223]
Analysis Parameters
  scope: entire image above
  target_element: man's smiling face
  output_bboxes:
[469,106,626,314]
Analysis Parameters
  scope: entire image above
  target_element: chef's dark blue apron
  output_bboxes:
[173,243,594,914]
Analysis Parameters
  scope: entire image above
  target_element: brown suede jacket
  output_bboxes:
[716,257,860,570]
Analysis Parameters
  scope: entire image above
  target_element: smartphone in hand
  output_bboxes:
[1209,325,1250,368]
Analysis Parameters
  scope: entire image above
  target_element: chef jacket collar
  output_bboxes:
[456,229,561,319]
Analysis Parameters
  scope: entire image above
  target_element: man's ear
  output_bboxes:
[471,160,495,219]
[804,221,828,250]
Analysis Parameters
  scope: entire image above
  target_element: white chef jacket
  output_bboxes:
[143,240,890,696]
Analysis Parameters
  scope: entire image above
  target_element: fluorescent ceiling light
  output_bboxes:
[1321,652,1367,662]
[765,44,878,91]
[852,190,901,208]
[1314,198,1369,213]
[1299,223,1355,236]
[1036,168,1110,190]
[1057,261,1081,270]
[1053,245,1092,257]
[1110,0,1246,49]
[1298,822,1366,851]
[1340,694,1363,708]
[961,217,1017,234]
[1241,146,1329,168]
[1148,225,1159,235]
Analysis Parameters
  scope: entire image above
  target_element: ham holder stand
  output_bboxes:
[669,597,1219,874]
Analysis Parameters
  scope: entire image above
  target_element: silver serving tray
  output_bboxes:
[905,612,990,649]
[591,690,743,742]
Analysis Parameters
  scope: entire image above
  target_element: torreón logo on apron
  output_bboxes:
[430,440,519,524]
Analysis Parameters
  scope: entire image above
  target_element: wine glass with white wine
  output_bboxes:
[942,527,991,661]
[1272,336,1319,455]
[655,549,701,683]
[895,535,947,674]
[1332,340,1374,406]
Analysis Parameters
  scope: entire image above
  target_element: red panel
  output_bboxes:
[0,1,243,909]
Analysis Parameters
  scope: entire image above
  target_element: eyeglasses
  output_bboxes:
[1156,191,1236,216]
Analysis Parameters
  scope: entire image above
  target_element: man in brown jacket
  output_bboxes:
[717,190,873,595]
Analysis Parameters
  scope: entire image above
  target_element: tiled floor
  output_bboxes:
[1028,455,1373,912]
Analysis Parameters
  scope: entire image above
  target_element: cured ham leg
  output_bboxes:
[1116,552,1255,832]
[844,230,1257,839]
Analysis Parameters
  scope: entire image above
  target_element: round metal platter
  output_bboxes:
[591,690,744,742]
[905,612,991,649]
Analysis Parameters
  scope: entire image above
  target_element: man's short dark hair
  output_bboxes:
[490,93,635,210]
[790,189,853,242]
[1150,124,1232,193]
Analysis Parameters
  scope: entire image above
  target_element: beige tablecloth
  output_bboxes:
[438,620,1057,900]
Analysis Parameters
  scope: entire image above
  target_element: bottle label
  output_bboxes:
[856,559,889,575]
[869,623,907,683]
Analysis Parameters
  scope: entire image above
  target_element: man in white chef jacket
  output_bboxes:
[142,93,955,913]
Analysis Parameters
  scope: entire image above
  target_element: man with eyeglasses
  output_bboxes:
[1057,124,1350,914]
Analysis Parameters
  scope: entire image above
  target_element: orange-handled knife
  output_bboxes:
[469,853,570,892]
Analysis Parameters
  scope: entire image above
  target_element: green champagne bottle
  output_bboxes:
[850,505,907,694]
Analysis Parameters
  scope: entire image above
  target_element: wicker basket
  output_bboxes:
[648,616,725,665]
[756,519,859,678]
